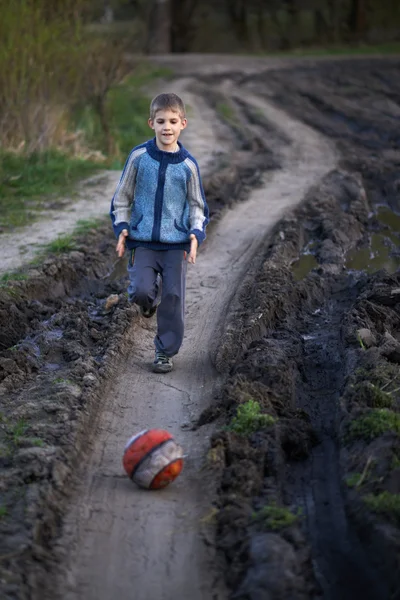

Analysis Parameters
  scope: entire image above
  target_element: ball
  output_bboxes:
[123,429,184,490]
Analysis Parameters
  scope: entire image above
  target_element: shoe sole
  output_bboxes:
[140,307,157,319]
[152,363,173,373]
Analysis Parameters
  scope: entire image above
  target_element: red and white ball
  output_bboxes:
[123,429,184,490]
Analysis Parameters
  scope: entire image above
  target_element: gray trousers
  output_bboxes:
[128,247,187,357]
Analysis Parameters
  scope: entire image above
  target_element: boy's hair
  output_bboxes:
[150,93,186,120]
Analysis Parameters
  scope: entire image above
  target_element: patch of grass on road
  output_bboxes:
[364,491,400,525]
[347,409,400,442]
[228,399,276,436]
[253,503,300,530]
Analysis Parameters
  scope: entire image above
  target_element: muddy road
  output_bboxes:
[1,55,400,600]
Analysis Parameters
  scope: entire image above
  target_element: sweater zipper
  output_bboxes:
[152,155,167,242]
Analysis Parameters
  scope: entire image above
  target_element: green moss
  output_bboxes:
[348,409,400,442]
[364,491,400,525]
[253,503,300,530]
[228,399,275,436]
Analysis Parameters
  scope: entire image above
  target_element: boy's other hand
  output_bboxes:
[188,234,198,264]
[116,229,128,257]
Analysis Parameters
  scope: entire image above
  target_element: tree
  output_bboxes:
[146,0,172,53]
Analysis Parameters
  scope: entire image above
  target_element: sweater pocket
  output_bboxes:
[174,218,189,234]
[131,214,143,231]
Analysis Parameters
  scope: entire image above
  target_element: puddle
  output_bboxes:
[291,254,319,281]
[345,233,400,274]
[345,206,400,275]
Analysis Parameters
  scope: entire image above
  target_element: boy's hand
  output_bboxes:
[116,229,128,257]
[188,234,198,264]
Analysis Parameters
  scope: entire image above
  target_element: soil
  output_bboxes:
[1,54,400,600]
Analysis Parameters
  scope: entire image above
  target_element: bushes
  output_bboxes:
[0,0,132,154]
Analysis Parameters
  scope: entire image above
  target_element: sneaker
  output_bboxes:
[152,350,173,373]
[140,305,157,319]
[140,274,162,319]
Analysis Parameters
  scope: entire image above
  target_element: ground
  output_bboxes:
[0,54,400,600]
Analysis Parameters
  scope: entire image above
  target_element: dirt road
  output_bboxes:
[51,70,336,599]
[2,54,399,600]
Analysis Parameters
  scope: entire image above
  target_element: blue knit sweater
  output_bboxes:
[110,138,209,251]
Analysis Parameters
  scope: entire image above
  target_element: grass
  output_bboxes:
[0,150,102,231]
[0,64,171,232]
[0,272,28,285]
[348,409,400,442]
[216,101,237,124]
[364,491,400,525]
[253,503,300,530]
[0,505,7,519]
[73,218,105,236]
[7,419,28,445]
[43,234,76,254]
[74,65,173,169]
[353,382,394,409]
[228,399,275,436]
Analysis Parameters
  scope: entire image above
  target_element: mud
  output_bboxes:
[201,58,400,599]
[0,56,400,599]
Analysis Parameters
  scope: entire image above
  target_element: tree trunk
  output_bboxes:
[348,0,367,38]
[146,0,172,54]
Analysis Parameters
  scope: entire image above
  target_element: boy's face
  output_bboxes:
[148,109,187,152]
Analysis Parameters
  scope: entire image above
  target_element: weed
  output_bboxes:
[74,218,104,236]
[356,331,366,350]
[345,473,363,488]
[0,272,27,283]
[0,151,101,231]
[353,382,393,409]
[228,399,275,436]
[216,102,236,124]
[53,377,73,385]
[7,419,28,445]
[253,503,300,530]
[364,491,400,525]
[0,505,7,519]
[348,409,400,442]
[44,235,76,254]
[30,438,44,447]
[391,450,400,470]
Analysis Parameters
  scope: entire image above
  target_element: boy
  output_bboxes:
[110,93,208,373]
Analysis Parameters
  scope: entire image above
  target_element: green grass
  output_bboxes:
[348,409,400,442]
[43,234,76,254]
[364,491,400,525]
[253,503,300,530]
[74,65,173,169]
[0,505,7,519]
[0,272,28,284]
[353,382,394,409]
[73,218,105,236]
[216,102,237,124]
[0,150,102,231]
[228,399,275,436]
[7,419,28,445]
[0,64,170,231]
